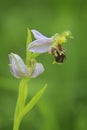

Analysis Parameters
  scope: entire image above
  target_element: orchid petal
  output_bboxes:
[9,53,29,78]
[31,63,44,78]
[31,29,48,39]
[28,38,53,53]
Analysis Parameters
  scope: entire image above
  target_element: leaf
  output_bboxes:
[18,84,47,121]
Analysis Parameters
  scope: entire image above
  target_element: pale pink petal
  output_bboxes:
[28,38,53,53]
[31,63,44,78]
[31,29,48,39]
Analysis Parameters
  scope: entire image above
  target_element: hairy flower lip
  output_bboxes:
[8,53,44,79]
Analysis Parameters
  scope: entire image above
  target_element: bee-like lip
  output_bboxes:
[51,44,66,63]
[54,52,66,63]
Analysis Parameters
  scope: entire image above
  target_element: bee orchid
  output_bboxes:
[28,30,72,63]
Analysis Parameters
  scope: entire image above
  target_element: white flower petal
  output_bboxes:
[31,63,44,78]
[31,29,48,39]
[9,53,29,78]
[28,38,53,53]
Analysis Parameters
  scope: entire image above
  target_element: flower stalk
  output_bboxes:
[8,28,73,130]
[13,78,29,130]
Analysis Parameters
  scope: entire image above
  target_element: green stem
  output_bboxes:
[13,78,29,130]
[13,119,21,130]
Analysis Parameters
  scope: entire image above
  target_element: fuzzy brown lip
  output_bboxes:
[51,44,66,63]
[54,52,66,63]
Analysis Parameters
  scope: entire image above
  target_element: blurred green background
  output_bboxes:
[0,0,87,130]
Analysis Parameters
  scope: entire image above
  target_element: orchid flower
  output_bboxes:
[8,53,44,78]
[28,30,72,63]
